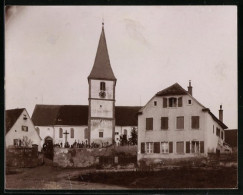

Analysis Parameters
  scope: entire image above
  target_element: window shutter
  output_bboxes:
[146,118,153,130]
[154,142,160,153]
[177,117,184,129]
[200,141,204,153]
[192,116,199,129]
[163,98,167,108]
[161,117,168,130]
[169,142,173,153]
[178,97,183,107]
[186,141,190,153]
[141,142,145,153]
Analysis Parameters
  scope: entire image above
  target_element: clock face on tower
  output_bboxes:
[99,90,106,98]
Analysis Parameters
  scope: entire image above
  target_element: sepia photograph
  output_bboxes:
[4,6,237,190]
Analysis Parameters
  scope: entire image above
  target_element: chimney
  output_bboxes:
[188,80,192,96]
[219,104,223,122]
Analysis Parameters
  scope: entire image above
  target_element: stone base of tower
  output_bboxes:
[89,119,114,147]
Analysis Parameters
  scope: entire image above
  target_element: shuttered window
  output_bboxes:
[59,128,63,138]
[146,118,153,130]
[186,141,190,153]
[176,117,184,129]
[161,117,168,130]
[191,116,200,129]
[178,97,183,107]
[176,142,184,154]
[163,98,167,108]
[141,142,145,153]
[154,142,160,153]
[200,141,204,153]
[169,142,173,153]
[70,128,74,138]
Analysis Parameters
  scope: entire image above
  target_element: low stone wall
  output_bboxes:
[53,145,137,168]
[6,147,43,168]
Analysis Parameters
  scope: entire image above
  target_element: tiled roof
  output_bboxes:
[224,129,237,147]
[5,108,25,134]
[156,83,188,96]
[115,106,142,126]
[56,105,88,126]
[88,25,116,81]
[31,105,141,126]
[31,105,61,126]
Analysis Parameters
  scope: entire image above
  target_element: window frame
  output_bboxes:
[59,128,63,138]
[21,125,28,132]
[99,131,104,138]
[161,142,169,154]
[146,118,153,131]
[146,142,153,154]
[169,97,177,107]
[70,128,74,138]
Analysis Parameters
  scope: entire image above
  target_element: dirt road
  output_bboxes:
[5,165,127,190]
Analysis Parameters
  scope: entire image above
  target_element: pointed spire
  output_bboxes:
[88,22,116,81]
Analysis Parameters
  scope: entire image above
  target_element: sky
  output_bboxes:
[5,6,237,129]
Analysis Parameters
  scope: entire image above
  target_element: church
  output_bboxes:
[31,23,141,147]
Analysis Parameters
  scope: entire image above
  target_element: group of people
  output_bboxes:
[53,140,111,149]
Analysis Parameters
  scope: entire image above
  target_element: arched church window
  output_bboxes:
[59,128,63,138]
[71,128,74,138]
[100,82,106,91]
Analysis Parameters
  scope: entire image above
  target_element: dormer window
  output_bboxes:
[100,82,106,91]
[169,98,177,107]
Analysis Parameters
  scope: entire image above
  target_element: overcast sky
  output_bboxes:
[5,6,237,128]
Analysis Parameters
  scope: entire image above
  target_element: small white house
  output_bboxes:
[137,82,231,162]
[5,108,42,151]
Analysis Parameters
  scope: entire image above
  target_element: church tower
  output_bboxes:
[87,22,116,145]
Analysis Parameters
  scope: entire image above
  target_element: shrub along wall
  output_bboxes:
[6,147,43,168]
[53,145,137,168]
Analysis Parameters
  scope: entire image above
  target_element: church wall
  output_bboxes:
[90,100,113,118]
[90,80,114,99]
[53,126,88,146]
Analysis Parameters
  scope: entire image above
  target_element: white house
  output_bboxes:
[5,108,42,151]
[137,81,231,162]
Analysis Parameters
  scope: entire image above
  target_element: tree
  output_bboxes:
[21,136,33,147]
[119,134,128,146]
[128,127,137,145]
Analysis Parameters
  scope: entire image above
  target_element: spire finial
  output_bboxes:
[102,17,104,28]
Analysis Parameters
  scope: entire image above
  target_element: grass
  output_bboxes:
[72,167,237,189]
